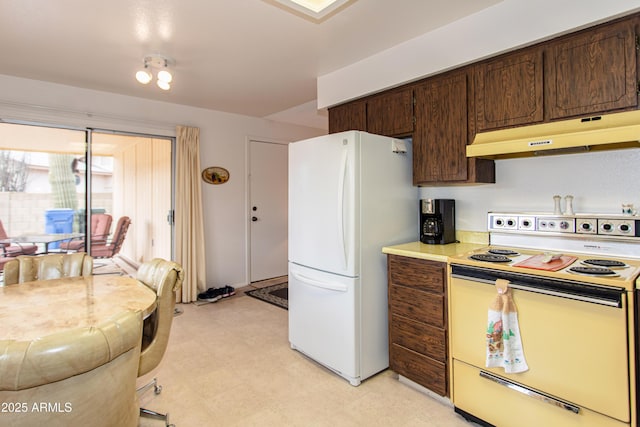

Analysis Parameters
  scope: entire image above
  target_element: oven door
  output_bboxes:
[450,265,630,425]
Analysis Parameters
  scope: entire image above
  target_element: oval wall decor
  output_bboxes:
[202,166,230,185]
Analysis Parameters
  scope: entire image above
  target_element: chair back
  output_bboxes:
[60,213,113,251]
[91,213,113,245]
[3,252,94,285]
[0,219,8,240]
[136,258,184,377]
[92,216,131,258]
[0,310,143,427]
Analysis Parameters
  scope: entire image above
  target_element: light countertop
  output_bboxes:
[383,231,489,262]
[382,241,487,262]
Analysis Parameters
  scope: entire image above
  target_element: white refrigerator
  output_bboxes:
[288,130,417,386]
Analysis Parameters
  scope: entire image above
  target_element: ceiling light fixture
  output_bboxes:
[135,54,175,91]
[271,0,354,21]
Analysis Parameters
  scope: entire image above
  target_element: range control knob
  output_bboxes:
[581,223,592,231]
[601,223,613,232]
[619,224,631,233]
[496,219,503,226]
[560,221,570,230]
[507,219,515,227]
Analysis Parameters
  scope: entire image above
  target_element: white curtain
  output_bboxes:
[174,126,206,303]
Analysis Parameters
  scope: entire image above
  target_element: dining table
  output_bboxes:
[1,232,84,254]
[0,275,157,341]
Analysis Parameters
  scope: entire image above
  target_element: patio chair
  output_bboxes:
[91,216,131,259]
[59,213,113,252]
[0,220,38,257]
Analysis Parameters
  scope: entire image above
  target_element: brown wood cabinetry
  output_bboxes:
[413,70,495,185]
[328,100,367,133]
[413,71,468,184]
[328,13,639,185]
[387,254,449,396]
[366,88,414,137]
[328,87,414,137]
[545,19,639,120]
[475,48,544,131]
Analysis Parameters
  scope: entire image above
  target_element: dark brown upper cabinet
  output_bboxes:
[545,19,638,120]
[328,100,367,133]
[475,48,544,131]
[366,88,414,137]
[413,69,495,186]
[413,71,469,184]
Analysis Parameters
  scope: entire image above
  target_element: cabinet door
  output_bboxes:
[475,48,544,131]
[366,88,414,137]
[545,19,638,119]
[328,100,366,133]
[414,71,468,183]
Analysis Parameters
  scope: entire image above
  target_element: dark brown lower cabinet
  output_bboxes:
[387,254,448,397]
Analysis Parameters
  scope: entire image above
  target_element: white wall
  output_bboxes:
[419,149,640,232]
[0,74,325,288]
[318,0,640,108]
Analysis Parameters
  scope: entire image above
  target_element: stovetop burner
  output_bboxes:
[582,259,628,269]
[569,266,618,276]
[469,254,512,263]
[488,249,520,256]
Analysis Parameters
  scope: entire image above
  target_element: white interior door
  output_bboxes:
[249,140,288,282]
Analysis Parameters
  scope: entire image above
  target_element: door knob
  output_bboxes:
[252,216,258,222]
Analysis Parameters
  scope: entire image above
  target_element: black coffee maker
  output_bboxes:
[420,199,456,244]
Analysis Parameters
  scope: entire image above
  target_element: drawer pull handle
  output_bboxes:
[479,371,580,414]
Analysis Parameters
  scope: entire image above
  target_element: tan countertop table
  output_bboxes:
[0,275,157,341]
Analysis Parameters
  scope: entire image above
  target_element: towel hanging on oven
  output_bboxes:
[486,279,529,374]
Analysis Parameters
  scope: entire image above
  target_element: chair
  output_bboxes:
[91,216,131,259]
[0,310,143,427]
[0,255,14,272]
[136,258,184,427]
[3,252,93,285]
[59,213,113,252]
[0,219,38,257]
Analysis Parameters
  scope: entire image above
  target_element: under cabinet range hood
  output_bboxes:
[467,109,640,159]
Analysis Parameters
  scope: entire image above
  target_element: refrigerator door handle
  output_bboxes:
[291,271,348,292]
[337,147,348,270]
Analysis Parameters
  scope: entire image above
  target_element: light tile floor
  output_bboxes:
[138,291,475,426]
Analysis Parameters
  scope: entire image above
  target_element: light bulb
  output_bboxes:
[136,69,152,84]
[157,70,173,83]
[157,80,171,91]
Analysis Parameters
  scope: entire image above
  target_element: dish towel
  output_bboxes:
[486,279,529,374]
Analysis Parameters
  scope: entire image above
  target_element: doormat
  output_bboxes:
[246,282,288,310]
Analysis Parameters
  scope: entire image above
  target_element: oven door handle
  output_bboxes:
[479,371,580,414]
[450,273,622,308]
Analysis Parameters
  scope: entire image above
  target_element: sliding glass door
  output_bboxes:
[0,122,173,263]
[0,123,87,253]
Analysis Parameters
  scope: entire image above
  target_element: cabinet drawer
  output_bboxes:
[390,285,445,327]
[390,314,446,361]
[388,255,445,293]
[390,344,448,396]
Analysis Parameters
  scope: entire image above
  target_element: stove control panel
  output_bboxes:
[597,218,636,236]
[488,213,640,239]
[537,217,575,233]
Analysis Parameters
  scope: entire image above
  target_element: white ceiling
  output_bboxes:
[0,0,501,129]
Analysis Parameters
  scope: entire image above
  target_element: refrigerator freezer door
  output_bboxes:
[288,132,358,277]
[288,263,360,385]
